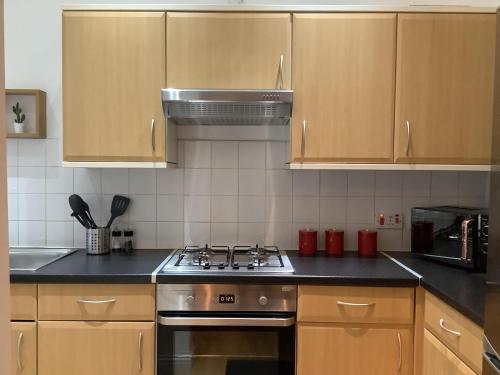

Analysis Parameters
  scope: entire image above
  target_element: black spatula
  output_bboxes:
[106,195,130,228]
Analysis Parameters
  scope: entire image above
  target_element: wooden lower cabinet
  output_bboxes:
[297,323,413,375]
[10,322,37,375]
[38,321,154,375]
[423,328,476,375]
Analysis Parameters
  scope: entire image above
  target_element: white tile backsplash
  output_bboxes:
[238,196,266,222]
[184,141,211,168]
[184,169,211,195]
[184,196,211,222]
[6,140,489,250]
[239,169,266,196]
[19,194,45,220]
[157,169,184,195]
[18,167,45,193]
[18,140,46,166]
[212,141,238,169]
[157,195,183,222]
[239,142,265,169]
[212,169,238,195]
[320,171,348,197]
[129,169,156,195]
[102,169,128,195]
[74,168,101,195]
[211,196,238,222]
[293,171,319,196]
[46,221,74,247]
[46,167,73,194]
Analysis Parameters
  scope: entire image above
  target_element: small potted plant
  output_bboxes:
[12,102,26,133]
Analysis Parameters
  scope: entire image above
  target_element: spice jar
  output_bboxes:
[123,230,134,254]
[111,230,122,252]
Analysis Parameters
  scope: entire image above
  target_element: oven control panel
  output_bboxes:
[157,284,296,312]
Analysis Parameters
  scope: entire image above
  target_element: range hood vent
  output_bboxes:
[162,89,293,126]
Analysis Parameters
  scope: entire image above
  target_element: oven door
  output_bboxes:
[157,312,295,375]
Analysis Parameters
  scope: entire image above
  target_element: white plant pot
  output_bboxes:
[14,122,25,133]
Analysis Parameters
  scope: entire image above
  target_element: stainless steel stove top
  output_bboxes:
[158,245,294,274]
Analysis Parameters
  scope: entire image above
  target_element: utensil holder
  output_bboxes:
[86,228,110,255]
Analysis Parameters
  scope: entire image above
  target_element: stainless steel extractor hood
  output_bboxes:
[162,89,293,126]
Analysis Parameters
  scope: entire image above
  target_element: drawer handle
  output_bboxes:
[397,332,402,371]
[77,298,117,305]
[337,301,375,307]
[439,319,461,337]
[138,331,143,372]
[17,332,23,371]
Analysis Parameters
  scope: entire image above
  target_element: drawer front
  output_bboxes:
[298,286,414,324]
[38,284,155,321]
[11,284,37,321]
[424,291,482,374]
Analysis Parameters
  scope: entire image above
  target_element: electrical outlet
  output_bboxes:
[375,212,403,229]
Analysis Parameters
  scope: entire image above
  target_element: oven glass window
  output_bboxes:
[158,324,295,375]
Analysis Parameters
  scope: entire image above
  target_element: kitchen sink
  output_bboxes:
[9,248,78,271]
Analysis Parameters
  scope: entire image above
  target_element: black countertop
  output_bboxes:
[388,252,486,326]
[10,249,484,326]
[10,249,172,284]
[153,252,420,286]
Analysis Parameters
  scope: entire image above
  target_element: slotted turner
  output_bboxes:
[105,195,130,228]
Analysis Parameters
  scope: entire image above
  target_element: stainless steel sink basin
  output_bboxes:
[9,248,78,271]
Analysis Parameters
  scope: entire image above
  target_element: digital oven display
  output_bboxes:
[218,294,236,304]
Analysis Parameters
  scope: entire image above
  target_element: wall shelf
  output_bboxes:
[6,89,46,139]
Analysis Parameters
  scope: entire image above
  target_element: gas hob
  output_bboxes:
[157,245,294,274]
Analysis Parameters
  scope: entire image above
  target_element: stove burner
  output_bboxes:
[161,244,294,274]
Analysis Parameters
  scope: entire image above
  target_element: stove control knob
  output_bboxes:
[186,295,195,305]
[258,296,269,306]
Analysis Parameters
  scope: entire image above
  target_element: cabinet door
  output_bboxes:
[423,328,476,375]
[38,321,154,375]
[395,14,495,164]
[166,13,291,89]
[291,14,397,163]
[11,322,36,375]
[297,324,413,375]
[63,11,166,162]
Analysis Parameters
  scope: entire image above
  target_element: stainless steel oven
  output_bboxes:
[156,284,296,375]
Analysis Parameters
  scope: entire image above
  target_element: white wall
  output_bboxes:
[4,0,493,250]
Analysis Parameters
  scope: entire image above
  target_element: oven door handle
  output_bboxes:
[158,316,295,327]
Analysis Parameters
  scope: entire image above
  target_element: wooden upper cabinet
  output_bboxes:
[166,13,291,89]
[63,11,166,162]
[291,14,397,163]
[395,14,496,165]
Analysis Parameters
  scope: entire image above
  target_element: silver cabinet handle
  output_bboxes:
[405,120,411,156]
[17,332,23,371]
[77,298,117,304]
[137,331,143,372]
[275,54,284,89]
[439,319,462,337]
[150,119,156,153]
[301,120,307,158]
[158,316,295,327]
[337,301,375,307]
[397,332,402,371]
[461,219,474,262]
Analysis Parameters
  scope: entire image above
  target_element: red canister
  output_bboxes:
[299,229,318,256]
[325,229,344,257]
[358,230,378,257]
